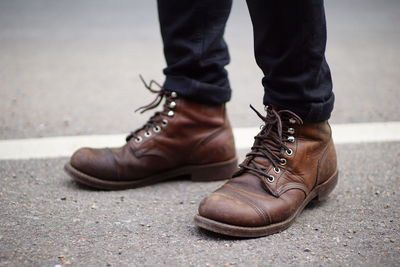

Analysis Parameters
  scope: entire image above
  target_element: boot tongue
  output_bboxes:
[252,155,270,166]
[254,120,283,161]
[242,107,285,196]
[236,105,304,196]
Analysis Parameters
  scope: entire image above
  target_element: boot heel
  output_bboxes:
[315,171,339,201]
[190,158,238,181]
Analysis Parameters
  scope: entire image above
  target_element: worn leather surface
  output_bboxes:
[198,109,337,227]
[70,96,236,181]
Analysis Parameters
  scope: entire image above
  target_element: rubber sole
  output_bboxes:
[194,170,339,238]
[64,157,238,190]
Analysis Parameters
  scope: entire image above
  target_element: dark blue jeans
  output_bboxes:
[157,0,334,122]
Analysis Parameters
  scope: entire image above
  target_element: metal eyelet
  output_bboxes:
[274,167,281,174]
[167,110,174,117]
[144,131,151,137]
[260,124,265,130]
[288,136,295,143]
[288,127,295,134]
[286,149,293,156]
[161,119,168,127]
[135,136,143,143]
[289,118,296,124]
[279,158,287,166]
[170,92,178,98]
[169,101,176,109]
[267,175,275,183]
[153,126,161,133]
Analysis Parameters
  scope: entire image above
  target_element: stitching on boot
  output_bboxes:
[217,187,271,225]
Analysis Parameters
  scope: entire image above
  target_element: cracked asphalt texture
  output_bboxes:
[0,0,399,266]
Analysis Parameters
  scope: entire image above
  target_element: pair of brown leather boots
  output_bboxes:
[65,88,338,238]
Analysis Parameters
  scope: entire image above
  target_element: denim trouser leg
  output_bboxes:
[247,0,334,121]
[157,0,233,104]
[157,0,334,121]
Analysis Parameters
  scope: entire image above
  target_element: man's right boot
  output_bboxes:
[64,82,237,189]
[195,105,338,237]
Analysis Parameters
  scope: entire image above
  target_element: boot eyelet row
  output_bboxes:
[132,91,177,144]
[166,92,177,117]
[267,175,275,183]
[135,122,164,142]
[169,101,176,109]
[286,149,293,156]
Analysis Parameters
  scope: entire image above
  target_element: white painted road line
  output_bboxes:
[0,121,399,160]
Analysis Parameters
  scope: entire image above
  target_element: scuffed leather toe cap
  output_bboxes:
[198,191,269,227]
[70,147,118,180]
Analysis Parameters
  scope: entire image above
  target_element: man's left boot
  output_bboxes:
[195,106,338,238]
[64,79,237,190]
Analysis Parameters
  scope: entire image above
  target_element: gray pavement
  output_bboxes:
[1,144,399,266]
[0,0,400,266]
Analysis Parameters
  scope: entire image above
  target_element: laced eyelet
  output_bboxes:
[288,127,295,134]
[135,136,143,143]
[279,158,287,166]
[267,175,275,182]
[274,167,280,174]
[144,131,151,137]
[286,149,293,156]
[161,119,168,127]
[289,118,296,124]
[153,126,161,132]
[260,124,265,130]
[169,101,176,109]
[170,92,178,98]
[167,110,174,117]
[287,136,295,143]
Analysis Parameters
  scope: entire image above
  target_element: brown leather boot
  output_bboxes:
[195,105,338,237]
[64,80,237,189]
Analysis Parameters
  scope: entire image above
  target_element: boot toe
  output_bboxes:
[198,191,268,227]
[70,147,118,180]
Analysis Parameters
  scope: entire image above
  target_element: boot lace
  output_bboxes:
[235,105,303,181]
[126,75,177,142]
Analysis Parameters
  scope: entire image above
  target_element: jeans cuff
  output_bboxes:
[163,75,231,104]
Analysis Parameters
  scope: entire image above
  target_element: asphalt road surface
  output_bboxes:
[0,0,399,266]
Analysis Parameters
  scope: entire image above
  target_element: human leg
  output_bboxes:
[65,0,237,189]
[249,0,334,122]
[158,0,233,104]
[195,0,338,237]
